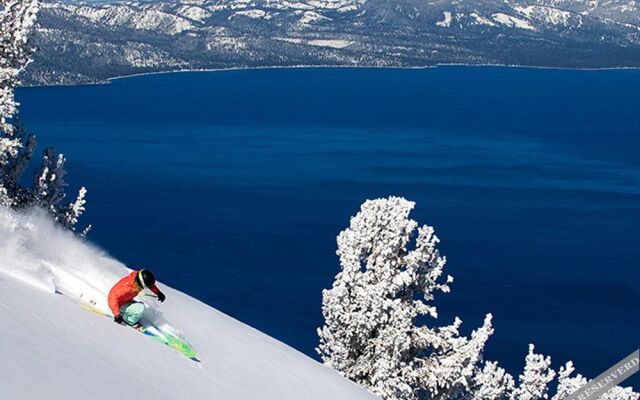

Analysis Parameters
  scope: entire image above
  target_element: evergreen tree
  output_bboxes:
[512,345,639,400]
[511,344,556,400]
[0,0,87,231]
[552,361,586,400]
[470,361,515,400]
[319,197,639,400]
[0,0,38,162]
[318,196,493,400]
[551,360,638,400]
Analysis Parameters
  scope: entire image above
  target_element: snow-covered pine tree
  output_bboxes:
[0,0,38,164]
[32,148,87,228]
[0,0,87,231]
[511,344,556,400]
[470,361,515,400]
[551,361,586,400]
[0,121,34,206]
[551,360,639,400]
[34,148,67,210]
[515,345,639,400]
[318,197,639,400]
[594,385,639,400]
[60,185,87,230]
[317,196,494,400]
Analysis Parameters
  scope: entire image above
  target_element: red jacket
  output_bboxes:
[108,271,161,317]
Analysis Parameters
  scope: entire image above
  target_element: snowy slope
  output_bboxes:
[0,208,378,400]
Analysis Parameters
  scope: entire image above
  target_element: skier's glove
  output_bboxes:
[157,292,166,303]
[114,314,125,324]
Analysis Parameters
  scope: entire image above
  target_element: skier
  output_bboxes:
[108,269,166,326]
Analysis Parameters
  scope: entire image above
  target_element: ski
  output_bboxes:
[80,303,200,362]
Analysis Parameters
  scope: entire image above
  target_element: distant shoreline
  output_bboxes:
[24,63,640,88]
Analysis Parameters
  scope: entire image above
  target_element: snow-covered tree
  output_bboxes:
[317,196,494,400]
[598,386,640,400]
[470,361,515,400]
[509,346,638,400]
[550,361,586,400]
[0,122,35,206]
[0,0,87,231]
[511,344,556,400]
[551,360,639,400]
[318,197,639,400]
[60,185,87,230]
[0,0,38,164]
[33,148,66,207]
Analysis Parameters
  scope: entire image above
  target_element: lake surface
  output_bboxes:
[17,67,639,386]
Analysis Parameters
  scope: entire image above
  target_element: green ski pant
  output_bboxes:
[120,301,145,325]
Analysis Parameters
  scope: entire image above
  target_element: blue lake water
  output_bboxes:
[17,67,639,387]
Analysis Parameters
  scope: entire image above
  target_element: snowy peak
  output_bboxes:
[513,5,574,26]
[492,12,538,30]
[45,2,197,34]
[40,0,640,34]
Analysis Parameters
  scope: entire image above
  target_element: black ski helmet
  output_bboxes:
[137,269,156,289]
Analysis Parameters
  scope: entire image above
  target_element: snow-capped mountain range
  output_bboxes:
[28,0,640,85]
